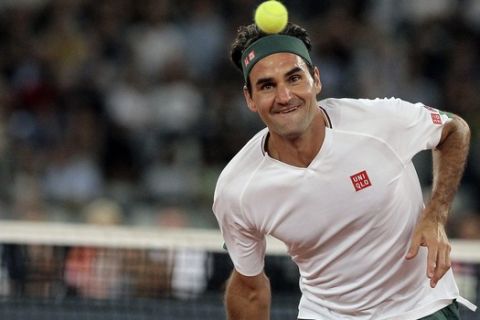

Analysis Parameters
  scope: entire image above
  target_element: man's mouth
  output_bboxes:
[277,106,299,114]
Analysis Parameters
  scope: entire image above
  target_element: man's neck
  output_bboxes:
[267,112,327,167]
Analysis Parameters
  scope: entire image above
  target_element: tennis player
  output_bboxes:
[212,22,477,320]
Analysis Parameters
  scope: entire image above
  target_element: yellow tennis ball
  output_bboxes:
[254,1,288,34]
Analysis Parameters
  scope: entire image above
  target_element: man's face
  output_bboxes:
[244,53,322,140]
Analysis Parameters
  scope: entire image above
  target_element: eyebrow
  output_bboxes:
[255,66,303,87]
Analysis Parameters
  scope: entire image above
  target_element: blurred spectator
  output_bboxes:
[127,0,186,81]
[83,197,123,225]
[181,0,227,80]
[64,198,124,299]
[451,212,480,240]
[1,243,65,299]
[450,212,480,318]
[155,207,211,300]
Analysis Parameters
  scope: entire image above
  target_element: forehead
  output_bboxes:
[249,53,308,80]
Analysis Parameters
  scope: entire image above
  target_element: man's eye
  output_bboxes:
[290,74,301,82]
[261,83,274,90]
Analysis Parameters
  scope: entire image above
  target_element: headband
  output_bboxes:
[241,35,312,83]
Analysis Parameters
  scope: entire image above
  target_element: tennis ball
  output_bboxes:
[254,1,288,34]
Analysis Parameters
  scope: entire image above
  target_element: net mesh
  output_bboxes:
[0,221,478,319]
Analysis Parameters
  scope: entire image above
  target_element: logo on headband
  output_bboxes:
[244,50,256,67]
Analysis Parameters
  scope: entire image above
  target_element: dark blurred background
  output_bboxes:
[0,0,479,238]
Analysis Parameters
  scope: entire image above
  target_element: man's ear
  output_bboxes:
[313,67,322,95]
[243,86,257,112]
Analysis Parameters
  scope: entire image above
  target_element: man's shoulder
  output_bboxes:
[216,128,268,192]
[320,97,403,112]
[319,97,411,130]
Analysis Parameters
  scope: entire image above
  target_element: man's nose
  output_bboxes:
[275,83,292,104]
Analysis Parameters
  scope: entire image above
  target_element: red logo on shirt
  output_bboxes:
[350,170,372,191]
[431,113,442,125]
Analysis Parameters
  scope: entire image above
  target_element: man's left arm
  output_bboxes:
[406,114,471,288]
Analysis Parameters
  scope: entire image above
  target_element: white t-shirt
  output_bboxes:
[213,97,474,319]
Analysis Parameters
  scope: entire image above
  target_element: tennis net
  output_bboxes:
[0,220,478,319]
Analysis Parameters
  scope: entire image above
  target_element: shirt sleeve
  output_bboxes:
[324,97,452,164]
[213,185,266,277]
[382,99,451,164]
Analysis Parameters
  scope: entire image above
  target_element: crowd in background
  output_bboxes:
[0,0,479,238]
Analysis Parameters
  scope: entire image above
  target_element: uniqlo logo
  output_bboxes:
[350,170,372,192]
[431,113,442,125]
[244,50,255,67]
